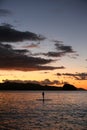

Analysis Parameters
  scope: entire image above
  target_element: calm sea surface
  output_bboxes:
[0,91,87,130]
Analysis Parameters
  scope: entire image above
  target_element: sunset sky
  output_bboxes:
[0,0,87,89]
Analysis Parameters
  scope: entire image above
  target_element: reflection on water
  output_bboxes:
[0,91,87,130]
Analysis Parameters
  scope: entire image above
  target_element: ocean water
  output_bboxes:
[0,91,87,130]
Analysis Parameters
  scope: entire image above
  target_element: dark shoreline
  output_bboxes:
[0,82,86,91]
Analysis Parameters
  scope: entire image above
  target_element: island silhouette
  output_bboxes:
[0,81,86,91]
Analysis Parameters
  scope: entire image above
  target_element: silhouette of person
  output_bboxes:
[42,92,45,100]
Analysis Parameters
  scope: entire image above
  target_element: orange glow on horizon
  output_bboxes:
[0,70,87,90]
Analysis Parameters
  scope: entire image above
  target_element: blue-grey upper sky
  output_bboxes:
[1,0,87,34]
[0,0,87,48]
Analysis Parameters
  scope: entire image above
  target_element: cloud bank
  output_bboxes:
[0,24,45,42]
[57,72,87,80]
[6,79,62,86]
[55,42,75,53]
[35,42,77,58]
[0,43,64,71]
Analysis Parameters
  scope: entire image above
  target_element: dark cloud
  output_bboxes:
[28,79,61,86]
[42,52,64,57]
[56,66,65,69]
[56,72,87,80]
[13,49,29,54]
[0,43,62,71]
[74,73,87,80]
[34,41,77,58]
[0,9,11,16]
[44,66,65,70]
[35,46,79,59]
[55,43,76,53]
[40,79,61,85]
[43,72,49,74]
[3,79,62,86]
[0,24,45,42]
[56,73,62,76]
[21,79,66,86]
[52,40,63,44]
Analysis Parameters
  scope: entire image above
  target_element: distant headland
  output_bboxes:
[0,81,86,91]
